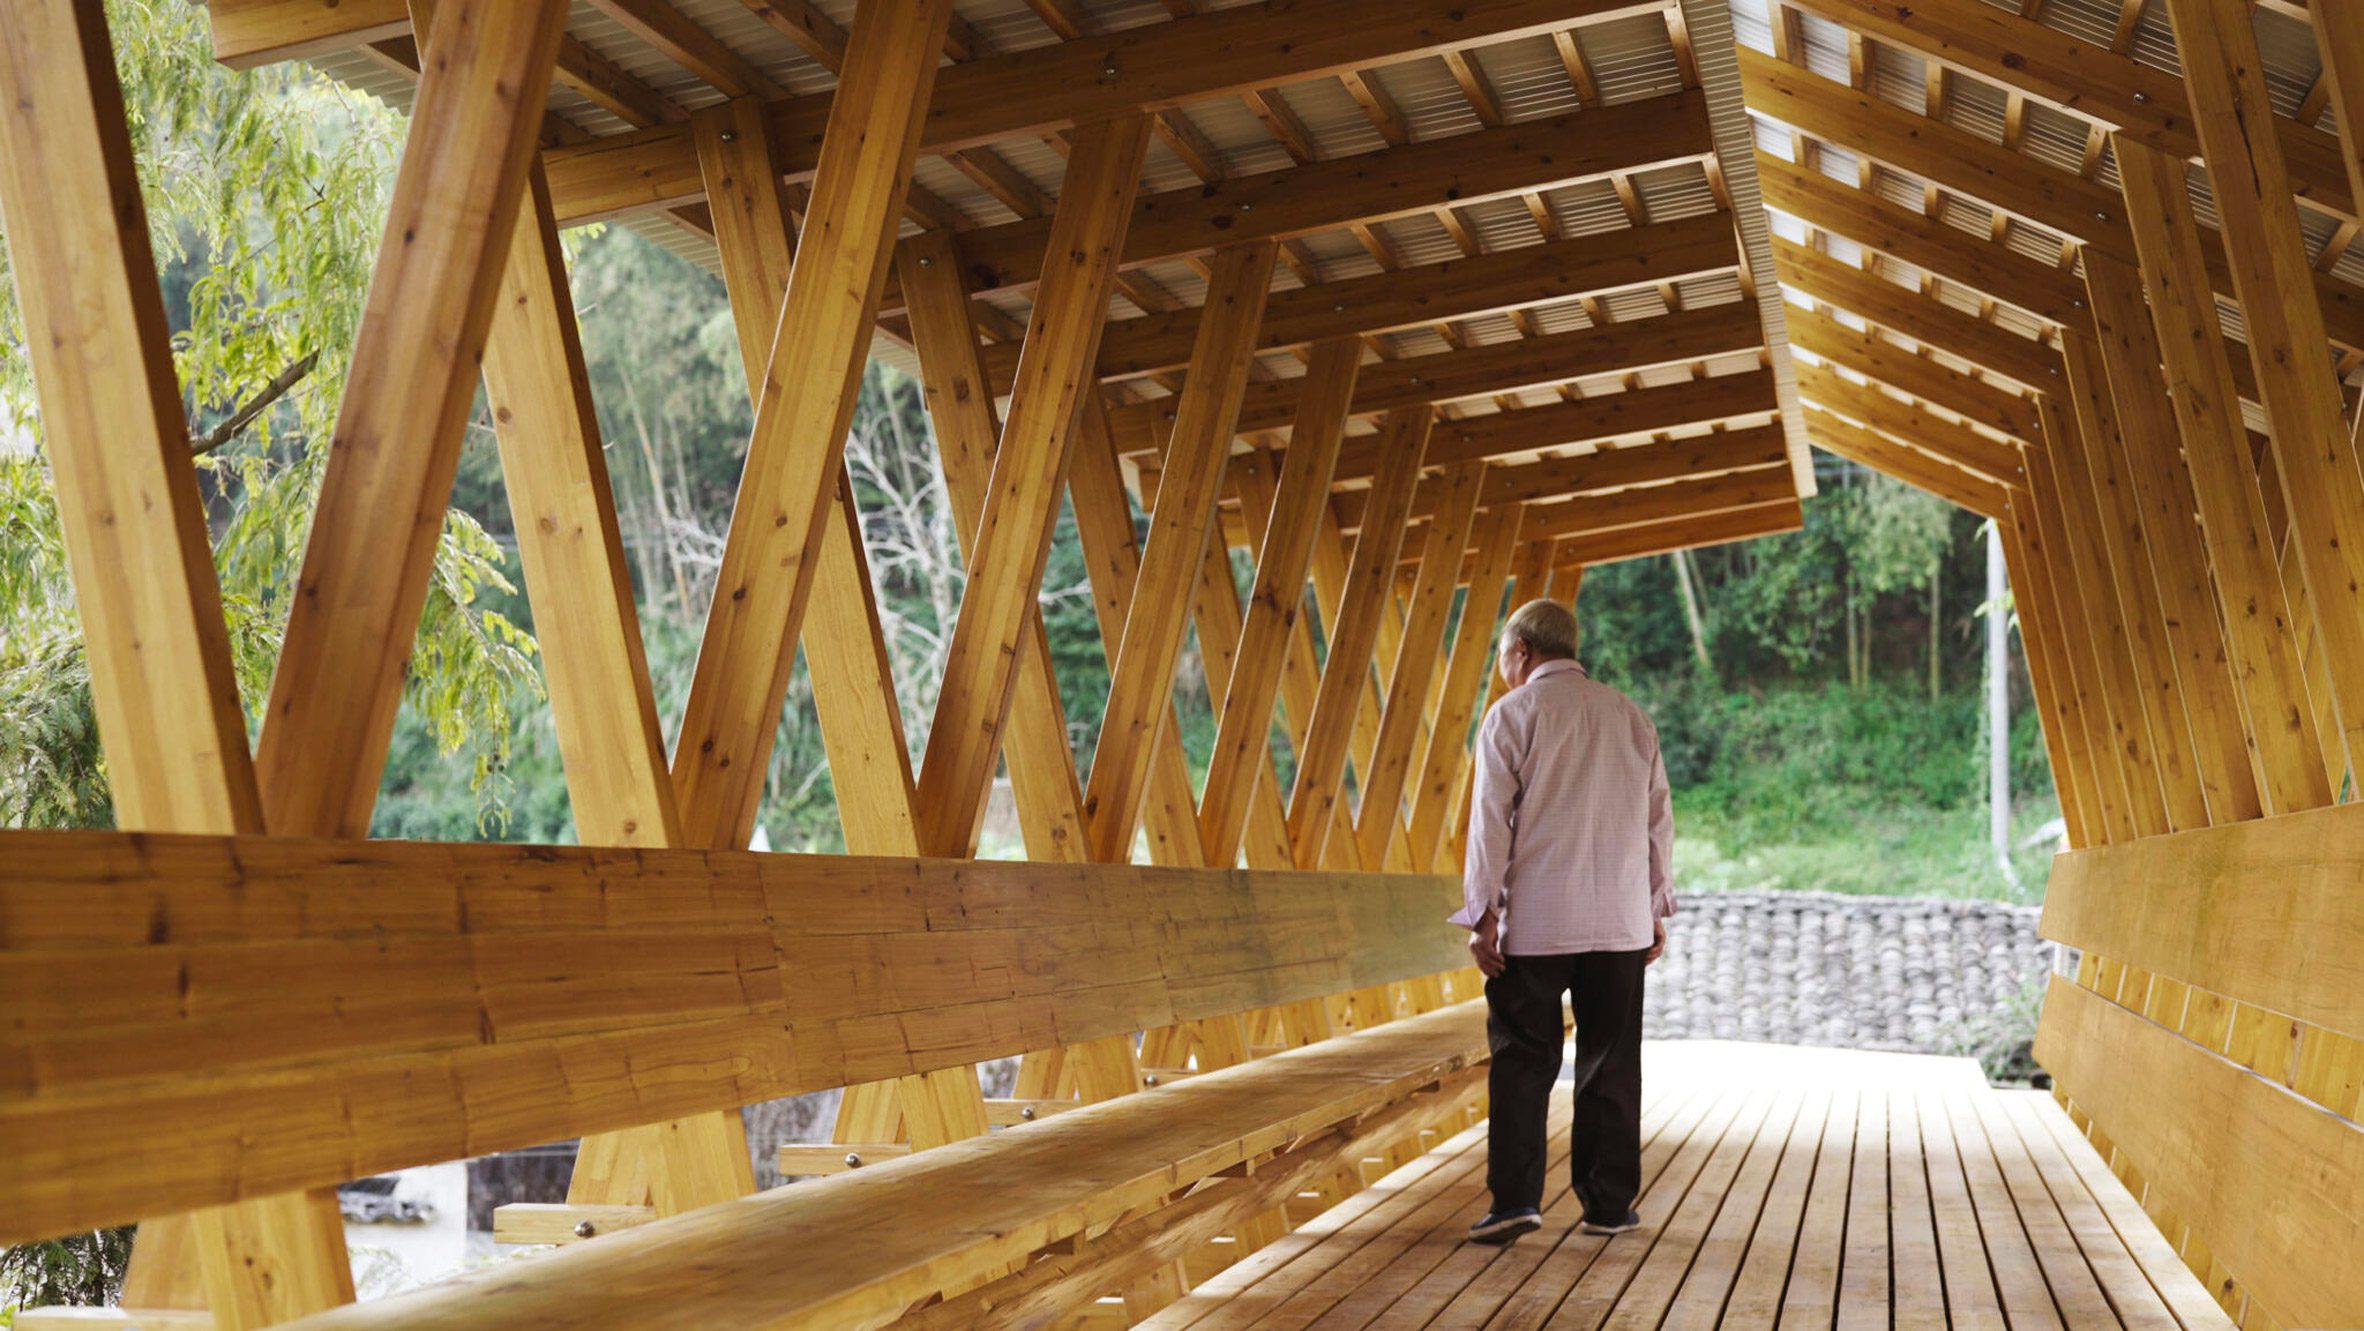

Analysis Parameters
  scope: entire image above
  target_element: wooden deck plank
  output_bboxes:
[1140,1044,2238,1331]
[1915,1085,2010,1331]
[1835,1087,1891,1330]
[1992,1092,2182,1331]
[1776,1085,1859,1328]
[1426,1081,1722,1329]
[1714,1088,1838,1330]
[1485,1085,1759,1330]
[1658,1088,1815,1330]
[2019,1092,2236,1331]
[1941,1087,2068,1331]
[1885,1087,1949,1331]
[1963,1085,2124,1328]
[1547,1088,1778,1329]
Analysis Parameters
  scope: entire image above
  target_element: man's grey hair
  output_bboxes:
[1503,598,1578,661]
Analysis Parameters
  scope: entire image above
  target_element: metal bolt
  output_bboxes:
[573,1220,597,1239]
[2132,90,2151,104]
[1020,1106,1038,1121]
[1104,62,1119,78]
[1335,302,1347,312]
[720,130,739,143]
[845,1151,863,1168]
[2096,211,2111,222]
[1239,202,1253,212]
[918,255,934,267]
[1143,1073,1161,1087]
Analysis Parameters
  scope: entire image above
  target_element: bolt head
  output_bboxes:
[720,130,739,144]
[845,1151,863,1167]
[1021,1106,1037,1121]
[573,1220,596,1239]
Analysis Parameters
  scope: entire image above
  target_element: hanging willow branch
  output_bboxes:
[189,350,318,456]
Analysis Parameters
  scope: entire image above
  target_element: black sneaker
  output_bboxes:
[1580,1208,1643,1235]
[1467,1207,1543,1244]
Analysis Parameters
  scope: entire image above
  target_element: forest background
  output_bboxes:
[0,2,2061,904]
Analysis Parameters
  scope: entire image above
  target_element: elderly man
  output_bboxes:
[1452,598,1675,1245]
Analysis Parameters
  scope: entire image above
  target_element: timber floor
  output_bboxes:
[1139,1041,2234,1331]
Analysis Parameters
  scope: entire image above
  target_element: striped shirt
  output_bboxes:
[1447,658,1677,954]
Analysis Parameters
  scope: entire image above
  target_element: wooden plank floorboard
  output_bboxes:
[1372,1079,1716,1329]
[1130,1043,2235,1331]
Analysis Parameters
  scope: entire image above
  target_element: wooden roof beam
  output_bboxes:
[1777,0,2357,223]
[1549,497,1807,568]
[979,209,1741,388]
[882,89,1715,314]
[1743,49,2364,355]
[433,0,1675,224]
[1793,359,2026,487]
[1338,368,1782,481]
[1787,303,2041,442]
[1803,406,2010,518]
[1108,299,1766,460]
[1331,423,1793,531]
[1772,235,2060,391]
[1393,463,1804,572]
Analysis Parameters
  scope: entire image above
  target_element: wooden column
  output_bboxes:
[2079,253,2262,824]
[2056,331,2211,833]
[896,231,1091,863]
[1406,503,1526,868]
[1443,537,1565,871]
[2165,0,2364,782]
[693,98,985,1158]
[668,0,960,851]
[250,0,567,839]
[1999,495,2101,848]
[2031,395,2163,838]
[1353,463,1486,872]
[912,115,1151,858]
[2114,137,2333,817]
[1083,241,1276,861]
[1286,408,1434,868]
[0,2,354,1319]
[1199,338,1360,865]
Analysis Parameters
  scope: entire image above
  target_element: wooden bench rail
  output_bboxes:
[2038,800,2364,1042]
[0,827,1462,1243]
[281,1001,1493,1331]
[2035,977,2364,1328]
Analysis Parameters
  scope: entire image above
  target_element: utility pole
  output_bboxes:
[1987,522,2017,889]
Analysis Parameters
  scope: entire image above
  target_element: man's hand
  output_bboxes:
[1470,911,1506,979]
[1646,918,1668,965]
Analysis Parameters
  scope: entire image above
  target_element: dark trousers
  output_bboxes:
[1485,948,1648,1218]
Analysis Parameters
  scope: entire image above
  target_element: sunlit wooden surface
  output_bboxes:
[1140,1041,2234,1331]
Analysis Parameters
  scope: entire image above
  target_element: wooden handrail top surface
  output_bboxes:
[284,1000,1494,1331]
[0,827,1462,1242]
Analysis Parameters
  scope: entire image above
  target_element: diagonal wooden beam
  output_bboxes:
[0,0,349,1317]
[2081,251,2262,826]
[1549,497,1805,568]
[1995,499,2104,846]
[1793,361,2024,488]
[1511,466,1802,545]
[1746,49,2364,357]
[897,233,1092,864]
[913,116,1153,858]
[1404,503,1524,866]
[1287,408,1433,867]
[1083,241,1277,862]
[1771,236,2058,392]
[668,1,959,851]
[981,212,1741,388]
[1804,409,2006,518]
[1778,0,2356,223]
[2166,0,2364,786]
[1355,463,1486,871]
[250,0,568,839]
[1199,339,1359,866]
[1334,424,1796,533]
[2115,136,2333,817]
[1787,304,2039,443]
[693,95,988,1159]
[1332,370,1781,483]
[1109,299,1766,458]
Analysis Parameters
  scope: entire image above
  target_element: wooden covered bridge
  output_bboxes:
[0,0,2357,1325]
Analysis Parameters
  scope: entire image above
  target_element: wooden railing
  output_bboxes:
[0,828,1471,1248]
[2034,802,2364,1328]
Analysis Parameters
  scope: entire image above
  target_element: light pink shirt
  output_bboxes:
[1448,658,1676,954]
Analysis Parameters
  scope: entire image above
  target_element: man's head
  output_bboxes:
[1497,598,1578,689]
